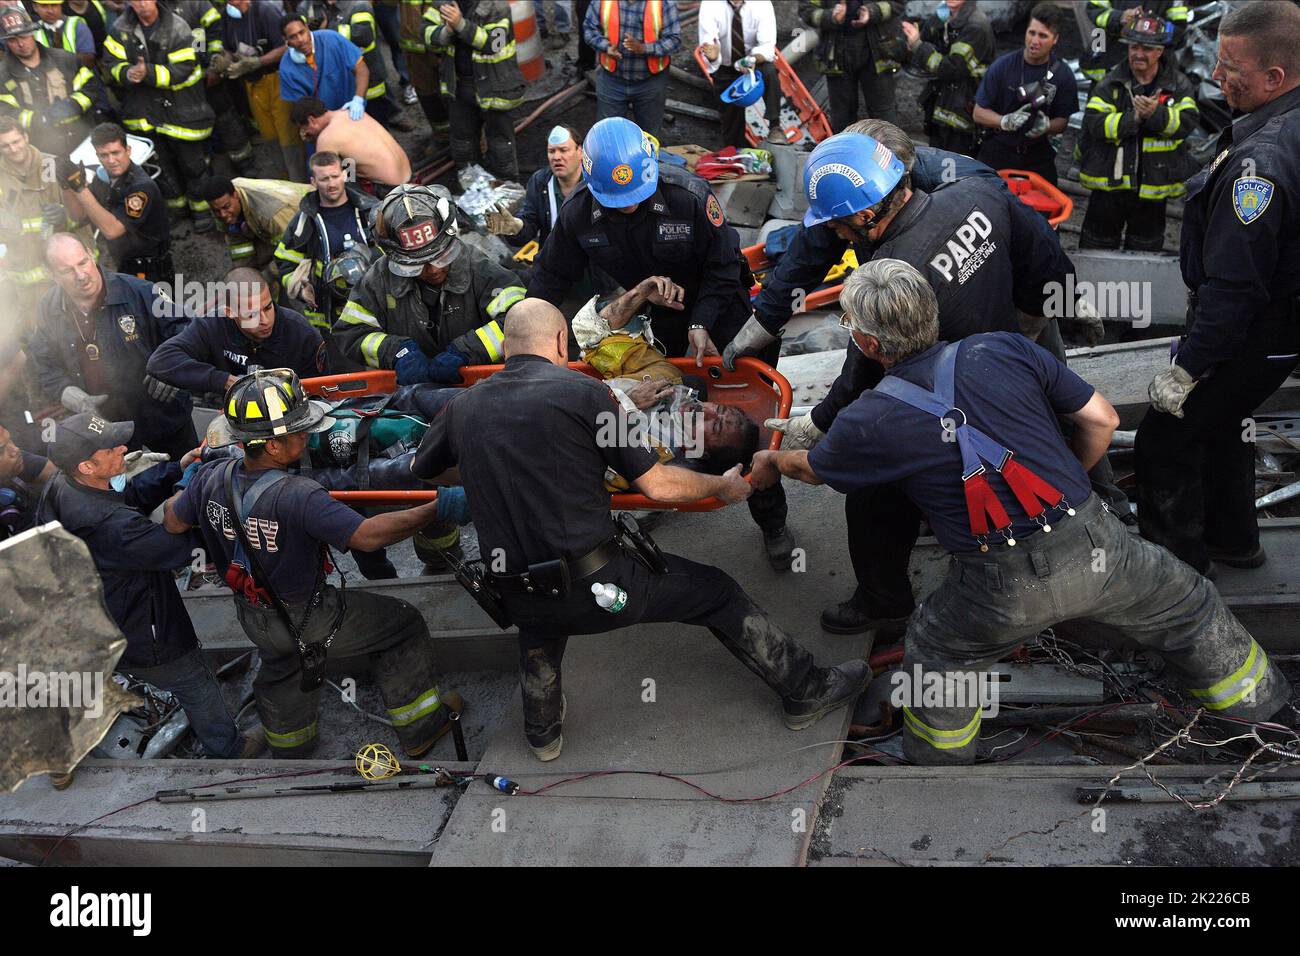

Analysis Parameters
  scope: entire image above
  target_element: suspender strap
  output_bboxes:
[873,341,1065,539]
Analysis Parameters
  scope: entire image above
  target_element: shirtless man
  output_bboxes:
[289,96,412,188]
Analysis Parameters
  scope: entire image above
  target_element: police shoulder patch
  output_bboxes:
[124,191,148,218]
[706,193,724,227]
[1232,176,1274,225]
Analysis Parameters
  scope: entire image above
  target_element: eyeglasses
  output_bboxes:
[837,314,855,332]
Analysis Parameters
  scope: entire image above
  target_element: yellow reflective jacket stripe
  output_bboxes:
[360,331,388,368]
[274,242,306,264]
[340,299,381,328]
[265,721,319,748]
[486,285,525,317]
[474,321,505,361]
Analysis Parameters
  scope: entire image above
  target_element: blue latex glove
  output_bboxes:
[176,461,202,488]
[434,485,470,525]
[347,95,366,120]
[393,339,432,385]
[426,345,468,385]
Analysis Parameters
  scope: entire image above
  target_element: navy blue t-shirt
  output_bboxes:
[808,333,1095,553]
[318,202,365,260]
[975,52,1078,149]
[173,460,364,603]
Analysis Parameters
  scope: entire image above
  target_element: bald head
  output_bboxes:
[503,298,569,364]
[45,232,103,306]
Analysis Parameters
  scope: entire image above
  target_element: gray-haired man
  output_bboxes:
[752,259,1294,765]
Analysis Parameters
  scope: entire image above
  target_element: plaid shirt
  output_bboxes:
[583,1,682,83]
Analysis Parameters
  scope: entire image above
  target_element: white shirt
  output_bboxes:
[696,0,777,75]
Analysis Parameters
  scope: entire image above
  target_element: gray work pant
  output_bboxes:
[900,494,1291,764]
[234,585,448,757]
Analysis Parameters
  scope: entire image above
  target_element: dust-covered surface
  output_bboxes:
[809,766,1300,866]
[0,525,138,793]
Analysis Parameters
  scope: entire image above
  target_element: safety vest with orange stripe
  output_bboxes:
[597,1,670,75]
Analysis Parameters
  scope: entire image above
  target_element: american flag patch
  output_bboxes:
[873,140,893,169]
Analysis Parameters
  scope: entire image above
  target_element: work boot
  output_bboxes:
[238,727,268,758]
[820,596,910,638]
[405,690,465,758]
[766,128,787,146]
[782,660,872,731]
[388,112,416,133]
[762,525,796,572]
[401,83,418,106]
[1206,544,1267,569]
[529,693,567,762]
[50,771,75,790]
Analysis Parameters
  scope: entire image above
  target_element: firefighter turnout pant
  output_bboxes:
[506,551,818,750]
[234,584,449,757]
[152,134,213,223]
[900,494,1291,765]
[448,82,518,181]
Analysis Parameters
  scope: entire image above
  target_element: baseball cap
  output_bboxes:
[45,414,134,474]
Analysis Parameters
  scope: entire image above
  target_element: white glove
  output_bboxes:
[61,385,109,415]
[764,413,825,450]
[286,258,316,307]
[1025,109,1050,139]
[1000,103,1033,132]
[1148,363,1196,419]
[1071,295,1106,346]
[486,207,524,236]
[123,450,169,479]
[722,314,781,370]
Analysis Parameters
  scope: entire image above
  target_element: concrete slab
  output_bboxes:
[810,764,1300,866]
[429,480,870,866]
[0,759,476,866]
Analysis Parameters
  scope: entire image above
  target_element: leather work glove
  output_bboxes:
[722,314,780,370]
[54,156,88,192]
[208,51,234,77]
[434,485,471,525]
[1025,109,1051,139]
[1148,362,1196,419]
[226,54,263,78]
[1000,103,1033,132]
[346,95,367,121]
[286,258,316,305]
[60,386,109,415]
[486,205,524,236]
[763,412,825,450]
[143,373,182,403]
[123,450,170,479]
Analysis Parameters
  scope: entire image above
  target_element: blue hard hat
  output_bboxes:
[720,69,764,107]
[802,133,906,227]
[582,116,659,208]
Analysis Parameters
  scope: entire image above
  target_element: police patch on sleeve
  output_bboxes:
[1233,177,1274,225]
[706,193,724,227]
[124,191,148,219]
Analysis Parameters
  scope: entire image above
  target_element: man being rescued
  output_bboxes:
[752,259,1296,765]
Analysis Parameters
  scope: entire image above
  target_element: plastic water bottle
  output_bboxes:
[591,582,627,613]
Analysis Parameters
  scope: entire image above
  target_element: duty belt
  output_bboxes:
[119,253,174,281]
[487,538,622,594]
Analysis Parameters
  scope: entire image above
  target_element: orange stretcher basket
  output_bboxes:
[302,356,792,511]
[997,168,1073,228]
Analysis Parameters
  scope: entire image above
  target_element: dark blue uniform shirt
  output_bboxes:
[974,53,1077,150]
[173,459,364,604]
[88,161,170,265]
[1176,84,1300,378]
[146,305,327,395]
[809,333,1095,552]
[37,462,198,668]
[30,270,194,447]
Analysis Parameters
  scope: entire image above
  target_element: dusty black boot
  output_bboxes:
[821,595,910,638]
[782,660,872,730]
[762,525,796,572]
